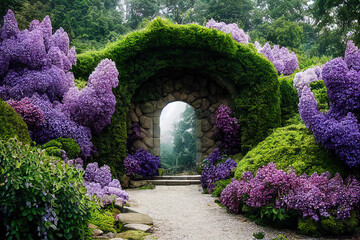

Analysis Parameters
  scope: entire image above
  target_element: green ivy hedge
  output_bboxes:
[234,116,350,179]
[0,98,31,144]
[73,18,281,176]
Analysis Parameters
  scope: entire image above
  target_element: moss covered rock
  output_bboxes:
[234,121,348,178]
[0,98,31,144]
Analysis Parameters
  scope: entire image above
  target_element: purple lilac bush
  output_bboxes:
[220,162,360,221]
[214,105,241,154]
[294,41,360,167]
[254,42,299,76]
[201,148,237,192]
[205,19,250,44]
[84,162,129,206]
[126,123,143,153]
[0,10,119,157]
[124,148,161,177]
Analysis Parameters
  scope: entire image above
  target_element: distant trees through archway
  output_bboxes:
[160,101,197,175]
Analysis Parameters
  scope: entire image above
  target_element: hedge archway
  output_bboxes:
[73,18,280,176]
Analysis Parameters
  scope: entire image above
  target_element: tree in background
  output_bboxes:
[161,105,197,174]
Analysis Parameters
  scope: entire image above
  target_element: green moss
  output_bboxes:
[0,98,31,144]
[234,121,348,179]
[115,230,150,240]
[89,209,119,234]
[73,18,280,175]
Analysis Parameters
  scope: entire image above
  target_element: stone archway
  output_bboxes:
[128,68,232,163]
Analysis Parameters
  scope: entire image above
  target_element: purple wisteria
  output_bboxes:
[220,162,360,221]
[294,41,360,167]
[84,162,129,206]
[124,148,161,177]
[254,42,299,75]
[205,19,250,44]
[0,10,119,157]
[201,148,237,192]
[214,105,240,154]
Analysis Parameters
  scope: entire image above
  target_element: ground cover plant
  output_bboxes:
[222,162,360,236]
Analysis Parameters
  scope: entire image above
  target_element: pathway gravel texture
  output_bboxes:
[127,185,324,240]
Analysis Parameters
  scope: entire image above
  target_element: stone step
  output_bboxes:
[147,179,201,186]
[153,175,201,180]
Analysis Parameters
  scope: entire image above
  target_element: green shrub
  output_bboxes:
[0,98,31,144]
[73,18,281,175]
[89,209,120,234]
[212,179,232,197]
[279,76,299,125]
[44,146,62,158]
[42,138,81,159]
[234,121,349,179]
[310,80,329,112]
[0,138,96,240]
[298,213,358,237]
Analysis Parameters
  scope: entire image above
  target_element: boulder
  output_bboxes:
[124,224,152,232]
[117,213,153,225]
[130,180,150,188]
[92,229,103,236]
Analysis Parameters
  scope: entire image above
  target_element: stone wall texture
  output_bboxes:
[128,69,232,163]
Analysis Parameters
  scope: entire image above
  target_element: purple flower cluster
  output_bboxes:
[126,123,143,153]
[295,41,360,167]
[201,148,237,192]
[205,19,250,44]
[220,163,360,221]
[0,10,119,157]
[214,105,241,154]
[124,148,161,177]
[83,162,129,206]
[6,97,45,129]
[254,41,299,75]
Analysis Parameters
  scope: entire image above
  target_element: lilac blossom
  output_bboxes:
[0,10,119,157]
[254,41,299,75]
[84,162,129,206]
[220,162,360,221]
[124,148,161,177]
[205,19,250,44]
[295,41,360,167]
[201,148,237,192]
[214,105,241,154]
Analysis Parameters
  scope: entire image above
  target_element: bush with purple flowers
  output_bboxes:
[254,42,299,76]
[84,162,129,206]
[220,162,360,235]
[214,105,241,154]
[0,10,119,158]
[294,41,360,168]
[201,148,237,192]
[205,19,250,44]
[124,148,161,178]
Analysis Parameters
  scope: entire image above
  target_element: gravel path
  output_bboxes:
[127,185,320,240]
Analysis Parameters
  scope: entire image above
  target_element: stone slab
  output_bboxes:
[117,213,153,225]
[124,224,152,232]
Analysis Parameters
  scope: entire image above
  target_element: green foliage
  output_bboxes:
[0,98,31,144]
[260,206,290,222]
[74,18,280,175]
[253,232,265,239]
[89,209,120,234]
[250,16,304,49]
[212,179,232,197]
[298,212,358,237]
[0,138,96,240]
[279,77,299,125]
[42,138,81,159]
[296,52,332,70]
[310,80,329,112]
[234,121,349,179]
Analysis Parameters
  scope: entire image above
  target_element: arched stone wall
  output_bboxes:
[128,69,232,163]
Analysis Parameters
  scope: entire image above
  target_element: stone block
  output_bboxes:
[193,99,202,109]
[133,141,148,151]
[154,124,160,138]
[201,99,210,111]
[130,111,139,123]
[129,180,150,189]
[180,93,187,100]
[202,137,214,148]
[124,224,152,232]
[165,94,175,102]
[117,213,153,225]
[175,80,182,91]
[201,119,211,132]
[200,87,209,97]
[156,99,166,110]
[143,137,153,148]
[140,102,154,114]
[135,105,142,117]
[140,116,152,129]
